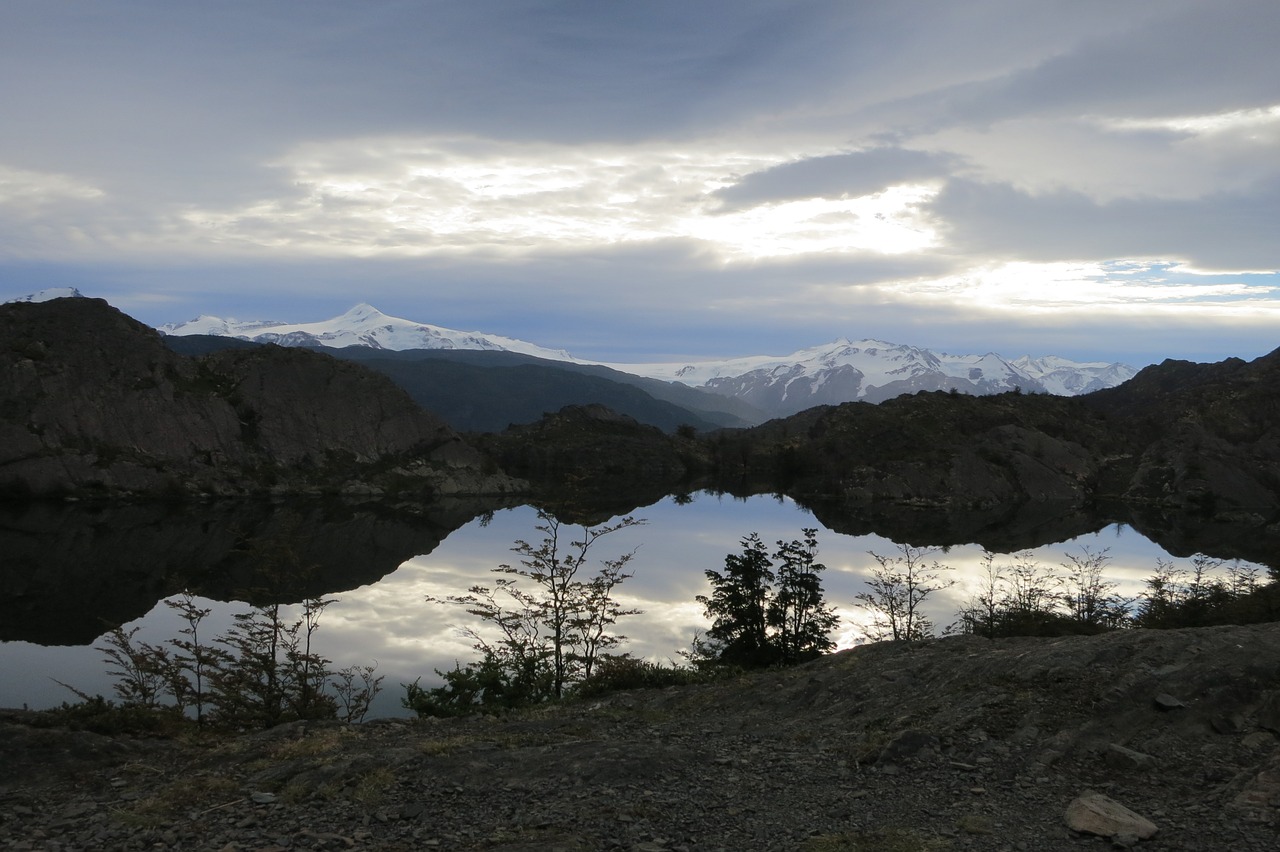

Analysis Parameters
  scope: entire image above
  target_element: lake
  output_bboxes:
[0,492,1267,718]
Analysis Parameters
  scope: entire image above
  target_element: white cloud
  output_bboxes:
[1105,104,1280,137]
[176,137,939,261]
[892,261,1280,316]
[0,165,104,206]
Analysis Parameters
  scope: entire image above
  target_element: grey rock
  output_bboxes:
[1104,743,1156,771]
[878,729,940,764]
[1064,792,1158,839]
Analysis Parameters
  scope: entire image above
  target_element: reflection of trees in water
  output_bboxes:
[1,492,1275,647]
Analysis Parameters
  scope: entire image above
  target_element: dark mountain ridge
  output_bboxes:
[7,298,1280,556]
[164,335,764,433]
[0,298,520,499]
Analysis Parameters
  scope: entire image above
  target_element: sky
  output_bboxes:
[1,0,1278,367]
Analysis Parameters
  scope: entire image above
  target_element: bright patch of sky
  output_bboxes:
[1,0,1277,366]
[181,139,940,261]
[899,261,1280,313]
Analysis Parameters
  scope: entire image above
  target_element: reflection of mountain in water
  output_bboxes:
[798,495,1280,566]
[0,498,515,645]
[4,493,1275,648]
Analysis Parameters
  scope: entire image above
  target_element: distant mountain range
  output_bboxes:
[162,303,577,362]
[160,304,1138,422]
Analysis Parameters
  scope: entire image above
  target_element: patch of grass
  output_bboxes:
[582,704,674,725]
[417,733,491,756]
[280,779,314,805]
[352,766,395,806]
[416,730,558,756]
[802,836,855,852]
[268,727,345,760]
[956,813,994,835]
[122,774,242,821]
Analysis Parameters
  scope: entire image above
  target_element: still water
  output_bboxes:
[0,493,1257,718]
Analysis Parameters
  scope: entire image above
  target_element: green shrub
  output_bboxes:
[574,655,712,698]
[30,696,187,737]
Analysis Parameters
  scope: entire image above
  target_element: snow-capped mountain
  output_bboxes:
[4,287,84,304]
[158,303,1136,420]
[607,339,1138,418]
[160,303,577,361]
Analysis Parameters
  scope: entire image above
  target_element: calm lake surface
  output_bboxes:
[0,493,1263,718]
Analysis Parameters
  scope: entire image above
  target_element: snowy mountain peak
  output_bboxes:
[155,302,1136,422]
[337,303,388,323]
[161,304,578,361]
[5,287,85,304]
[605,340,1137,419]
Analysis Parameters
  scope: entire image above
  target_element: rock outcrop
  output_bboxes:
[0,298,522,498]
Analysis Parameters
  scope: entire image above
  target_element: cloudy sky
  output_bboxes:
[2,1,1278,366]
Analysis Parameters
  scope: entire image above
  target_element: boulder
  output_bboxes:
[1064,792,1157,840]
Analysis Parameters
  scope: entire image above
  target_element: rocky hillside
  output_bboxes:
[2,623,1278,850]
[1083,351,1280,513]
[700,346,1280,522]
[0,298,520,499]
[476,404,703,514]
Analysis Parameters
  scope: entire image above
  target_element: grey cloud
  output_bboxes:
[931,178,1280,272]
[878,0,1280,135]
[2,1,1276,369]
[0,1,860,214]
[711,148,954,211]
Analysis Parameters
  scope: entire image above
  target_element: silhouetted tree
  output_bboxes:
[698,530,840,667]
[698,533,777,667]
[768,529,840,663]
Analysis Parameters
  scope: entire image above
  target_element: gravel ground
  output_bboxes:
[2,624,1278,851]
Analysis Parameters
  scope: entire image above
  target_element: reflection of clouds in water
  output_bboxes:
[2,495,1266,716]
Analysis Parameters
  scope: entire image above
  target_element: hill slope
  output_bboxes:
[0,298,517,498]
[4,623,1278,849]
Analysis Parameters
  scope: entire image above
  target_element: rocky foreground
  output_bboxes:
[2,624,1279,851]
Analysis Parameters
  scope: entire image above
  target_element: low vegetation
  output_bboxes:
[61,514,1278,729]
[406,511,653,716]
[396,516,1279,719]
[55,590,384,735]
[953,547,1279,638]
[52,534,384,735]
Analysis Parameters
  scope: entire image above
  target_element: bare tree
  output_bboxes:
[855,544,953,642]
[955,550,1006,639]
[1059,546,1130,629]
[428,511,645,700]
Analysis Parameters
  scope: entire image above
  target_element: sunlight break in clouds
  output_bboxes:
[888,261,1280,318]
[1106,104,1280,137]
[182,138,939,261]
